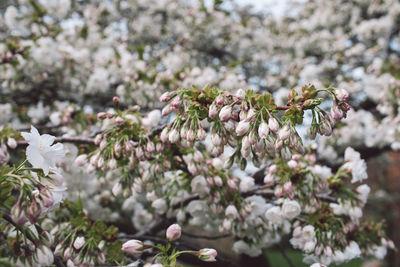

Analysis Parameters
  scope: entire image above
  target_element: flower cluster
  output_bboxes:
[121,224,217,265]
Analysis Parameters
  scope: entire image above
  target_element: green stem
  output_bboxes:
[14,159,28,173]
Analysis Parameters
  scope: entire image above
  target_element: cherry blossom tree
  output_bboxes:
[0,0,399,266]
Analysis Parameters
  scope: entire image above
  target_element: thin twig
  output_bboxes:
[17,136,95,147]
[182,232,231,240]
[278,245,295,267]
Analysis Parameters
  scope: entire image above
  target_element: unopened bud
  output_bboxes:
[27,198,41,223]
[73,236,85,250]
[39,187,54,208]
[197,248,217,262]
[335,88,349,102]
[11,202,27,225]
[268,117,279,132]
[219,106,232,121]
[74,154,87,166]
[236,120,250,136]
[121,240,144,255]
[97,112,106,120]
[7,137,17,149]
[166,224,181,242]
[115,117,124,124]
[258,121,269,139]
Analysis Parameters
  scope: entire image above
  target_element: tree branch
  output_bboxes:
[181,232,231,240]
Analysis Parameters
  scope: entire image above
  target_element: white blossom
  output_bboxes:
[21,126,65,175]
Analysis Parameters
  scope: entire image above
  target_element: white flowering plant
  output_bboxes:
[1,0,400,266]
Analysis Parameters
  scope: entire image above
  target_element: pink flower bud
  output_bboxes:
[121,240,144,255]
[162,104,174,116]
[319,120,332,136]
[27,199,41,223]
[170,95,181,108]
[293,226,302,238]
[197,127,206,140]
[180,126,188,139]
[335,88,349,102]
[0,144,9,165]
[209,103,219,119]
[268,164,277,174]
[268,117,279,132]
[94,135,102,145]
[90,153,99,166]
[39,187,54,208]
[239,110,247,121]
[274,186,284,198]
[186,128,195,142]
[115,116,124,124]
[247,108,256,119]
[198,248,217,262]
[125,141,133,152]
[7,137,17,149]
[36,246,54,266]
[193,150,203,162]
[63,247,72,260]
[187,162,197,175]
[97,112,106,120]
[258,121,269,139]
[206,176,214,186]
[112,182,122,196]
[324,246,333,257]
[211,133,222,146]
[113,96,120,104]
[99,139,107,150]
[219,106,232,121]
[73,236,85,250]
[156,143,163,153]
[114,142,121,154]
[227,179,237,190]
[166,224,181,242]
[168,129,179,143]
[11,202,27,225]
[264,174,274,185]
[275,139,283,151]
[331,102,344,121]
[235,120,250,136]
[283,181,294,192]
[214,176,223,187]
[74,154,87,166]
[241,136,250,150]
[240,146,250,157]
[97,252,106,265]
[287,160,297,169]
[108,158,117,169]
[97,157,105,168]
[215,95,224,105]
[136,146,144,160]
[292,154,301,161]
[87,164,96,173]
[160,91,174,102]
[160,128,169,142]
[278,124,290,140]
[248,131,257,145]
[146,141,155,153]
